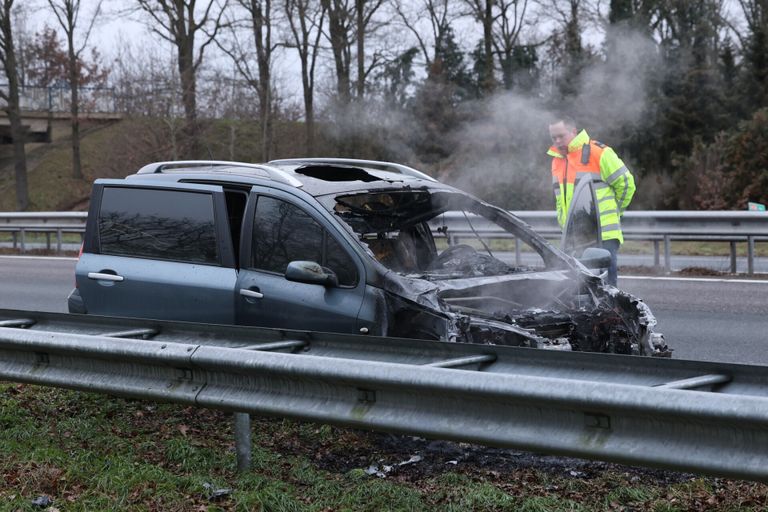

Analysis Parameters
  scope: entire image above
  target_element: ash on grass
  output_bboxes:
[2,378,768,511]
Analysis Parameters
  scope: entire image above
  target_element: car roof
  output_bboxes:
[130,158,458,197]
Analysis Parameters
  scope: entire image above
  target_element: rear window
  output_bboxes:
[98,187,219,264]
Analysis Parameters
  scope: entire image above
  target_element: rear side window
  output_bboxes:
[251,196,358,286]
[98,187,219,264]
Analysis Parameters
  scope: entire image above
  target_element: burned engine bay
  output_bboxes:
[327,188,669,357]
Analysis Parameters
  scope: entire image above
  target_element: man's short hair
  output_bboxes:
[549,115,578,130]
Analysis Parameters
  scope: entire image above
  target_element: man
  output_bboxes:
[547,116,635,286]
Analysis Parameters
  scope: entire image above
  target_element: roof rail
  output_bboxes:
[269,158,438,182]
[136,160,303,188]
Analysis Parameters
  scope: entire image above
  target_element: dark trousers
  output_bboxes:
[602,239,620,286]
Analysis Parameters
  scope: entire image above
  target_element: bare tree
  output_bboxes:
[321,0,385,103]
[536,0,594,97]
[392,0,456,68]
[218,0,277,160]
[461,0,496,92]
[321,0,353,103]
[0,0,28,210]
[492,0,530,89]
[284,0,325,153]
[135,0,228,150]
[47,0,103,179]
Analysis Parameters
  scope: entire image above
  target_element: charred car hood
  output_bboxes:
[384,269,669,357]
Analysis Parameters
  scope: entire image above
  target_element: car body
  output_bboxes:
[69,158,668,356]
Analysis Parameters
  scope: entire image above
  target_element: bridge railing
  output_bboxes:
[0,211,766,273]
[0,84,117,113]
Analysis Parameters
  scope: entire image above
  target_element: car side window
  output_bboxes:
[98,187,219,264]
[252,196,358,286]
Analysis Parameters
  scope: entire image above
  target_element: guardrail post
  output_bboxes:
[45,232,51,250]
[748,236,755,275]
[56,229,62,254]
[730,241,737,274]
[20,229,26,254]
[234,412,252,473]
[663,235,671,274]
[653,240,660,268]
[514,237,521,265]
[12,232,17,249]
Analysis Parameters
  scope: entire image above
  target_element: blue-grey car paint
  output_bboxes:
[235,185,369,334]
[75,180,237,323]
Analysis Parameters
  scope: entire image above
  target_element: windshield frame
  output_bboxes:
[317,187,571,277]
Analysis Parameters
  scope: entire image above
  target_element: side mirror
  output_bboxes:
[579,247,612,269]
[285,260,339,287]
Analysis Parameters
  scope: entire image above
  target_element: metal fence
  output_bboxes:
[0,210,766,273]
[0,85,117,114]
[1,308,768,481]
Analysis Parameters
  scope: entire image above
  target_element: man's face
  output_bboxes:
[549,121,578,154]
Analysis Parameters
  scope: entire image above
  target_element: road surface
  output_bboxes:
[1,255,766,364]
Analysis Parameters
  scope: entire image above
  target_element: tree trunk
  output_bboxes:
[305,84,315,154]
[0,0,29,210]
[322,0,351,103]
[67,29,83,179]
[178,36,198,152]
[9,107,29,211]
[356,0,364,98]
[481,0,495,92]
[252,0,272,161]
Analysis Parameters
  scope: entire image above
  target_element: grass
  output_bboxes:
[2,383,768,511]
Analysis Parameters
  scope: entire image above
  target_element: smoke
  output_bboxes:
[318,24,661,211]
[445,25,661,211]
[574,26,661,139]
[446,93,554,211]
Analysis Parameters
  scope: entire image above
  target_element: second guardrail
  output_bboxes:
[0,211,766,273]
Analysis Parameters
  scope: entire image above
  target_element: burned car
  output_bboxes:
[69,158,668,356]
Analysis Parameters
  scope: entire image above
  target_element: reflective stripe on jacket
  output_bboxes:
[547,130,635,244]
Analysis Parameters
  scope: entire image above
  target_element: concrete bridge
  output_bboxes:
[0,85,122,143]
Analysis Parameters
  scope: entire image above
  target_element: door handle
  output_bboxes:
[239,288,264,299]
[88,272,124,282]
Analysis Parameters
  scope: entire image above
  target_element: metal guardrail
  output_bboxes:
[1,308,768,481]
[0,212,86,253]
[0,211,766,273]
[438,211,768,274]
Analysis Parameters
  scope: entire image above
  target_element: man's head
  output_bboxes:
[548,116,579,154]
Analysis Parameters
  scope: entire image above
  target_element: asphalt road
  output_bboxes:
[1,255,766,365]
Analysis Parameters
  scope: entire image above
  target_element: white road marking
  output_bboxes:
[622,275,768,284]
[0,255,78,262]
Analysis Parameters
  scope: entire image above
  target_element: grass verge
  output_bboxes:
[2,383,767,511]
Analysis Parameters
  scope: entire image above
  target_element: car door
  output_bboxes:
[75,180,238,324]
[235,189,366,333]
[560,180,600,257]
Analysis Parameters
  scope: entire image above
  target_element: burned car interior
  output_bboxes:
[324,187,668,357]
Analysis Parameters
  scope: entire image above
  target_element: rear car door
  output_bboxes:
[75,180,237,323]
[235,189,366,333]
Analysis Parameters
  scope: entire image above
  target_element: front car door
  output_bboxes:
[75,180,238,323]
[560,180,600,257]
[235,190,366,333]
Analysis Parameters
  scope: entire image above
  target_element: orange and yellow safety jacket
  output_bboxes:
[547,130,635,244]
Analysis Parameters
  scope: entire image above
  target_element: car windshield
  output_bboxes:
[326,189,558,279]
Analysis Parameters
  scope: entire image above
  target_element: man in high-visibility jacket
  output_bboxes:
[547,116,635,286]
